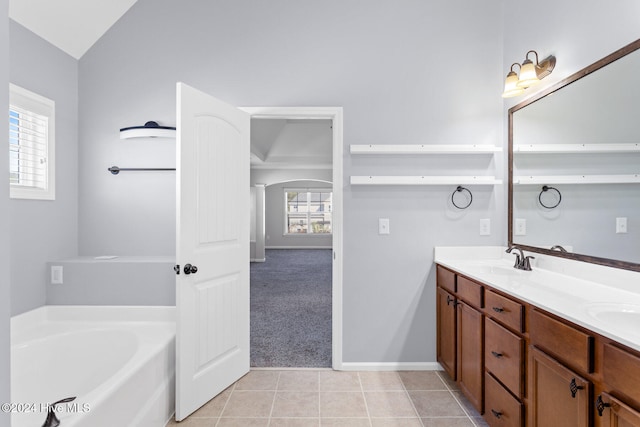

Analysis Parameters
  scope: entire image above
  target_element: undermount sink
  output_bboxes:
[586,303,640,326]
[468,264,526,277]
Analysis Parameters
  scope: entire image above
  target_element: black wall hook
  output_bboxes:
[539,185,562,209]
[452,186,473,209]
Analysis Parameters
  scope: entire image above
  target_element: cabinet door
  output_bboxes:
[437,287,457,380]
[596,392,640,427]
[458,300,484,413]
[529,347,590,427]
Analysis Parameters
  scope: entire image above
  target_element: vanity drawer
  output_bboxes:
[485,290,524,333]
[529,309,593,373]
[457,276,483,308]
[437,265,456,293]
[484,371,523,427]
[485,317,524,398]
[603,343,640,406]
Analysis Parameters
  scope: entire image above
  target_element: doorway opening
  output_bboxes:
[244,107,343,369]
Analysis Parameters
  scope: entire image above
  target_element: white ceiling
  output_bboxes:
[9,0,139,59]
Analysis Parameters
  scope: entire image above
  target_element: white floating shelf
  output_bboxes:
[350,176,503,186]
[514,143,640,154]
[350,144,502,155]
[514,174,640,185]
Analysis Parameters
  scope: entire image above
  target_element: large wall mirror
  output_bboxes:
[509,38,640,272]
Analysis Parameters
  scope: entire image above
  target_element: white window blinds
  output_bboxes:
[9,84,55,200]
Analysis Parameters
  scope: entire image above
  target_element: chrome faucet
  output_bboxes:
[550,245,567,252]
[506,245,535,271]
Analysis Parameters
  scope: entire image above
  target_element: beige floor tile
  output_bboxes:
[220,391,275,418]
[358,372,404,391]
[234,371,280,390]
[271,392,320,418]
[165,418,218,426]
[189,386,233,418]
[471,416,490,427]
[269,418,320,427]
[408,390,466,417]
[370,418,422,426]
[278,371,320,391]
[364,391,418,417]
[216,418,270,426]
[319,371,361,391]
[320,392,369,418]
[452,391,481,417]
[399,371,447,391]
[320,418,371,427]
[435,370,458,391]
[422,418,475,427]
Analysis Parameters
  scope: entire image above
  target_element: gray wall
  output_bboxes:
[9,21,79,315]
[265,180,332,249]
[1,0,10,421]
[78,0,505,364]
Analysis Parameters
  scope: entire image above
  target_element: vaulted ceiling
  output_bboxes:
[9,0,138,59]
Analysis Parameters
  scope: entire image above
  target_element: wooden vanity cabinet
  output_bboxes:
[436,263,640,426]
[436,286,457,379]
[436,266,484,413]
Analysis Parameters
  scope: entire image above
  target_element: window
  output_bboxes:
[285,189,332,235]
[9,84,55,200]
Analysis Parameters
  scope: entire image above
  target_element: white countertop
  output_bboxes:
[434,246,640,353]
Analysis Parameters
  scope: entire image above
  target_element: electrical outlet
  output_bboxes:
[616,217,628,234]
[480,218,491,236]
[515,218,527,236]
[379,218,390,235]
[51,266,63,285]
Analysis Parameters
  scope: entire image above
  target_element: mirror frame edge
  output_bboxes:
[508,38,640,273]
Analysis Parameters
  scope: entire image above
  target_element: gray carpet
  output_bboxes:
[250,249,332,368]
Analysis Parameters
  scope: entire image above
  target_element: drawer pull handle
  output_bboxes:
[491,409,502,419]
[569,378,584,398]
[491,351,503,358]
[447,295,454,306]
[492,307,505,313]
[596,395,611,416]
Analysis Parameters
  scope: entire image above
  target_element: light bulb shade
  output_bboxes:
[502,71,524,98]
[517,60,540,88]
[120,121,176,139]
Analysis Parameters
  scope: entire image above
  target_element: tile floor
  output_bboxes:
[168,370,490,426]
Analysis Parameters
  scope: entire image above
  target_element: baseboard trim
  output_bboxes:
[338,362,443,371]
[250,258,266,263]
[265,246,332,250]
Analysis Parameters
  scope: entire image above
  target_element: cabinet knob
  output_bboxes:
[490,409,502,419]
[596,395,611,416]
[569,378,584,398]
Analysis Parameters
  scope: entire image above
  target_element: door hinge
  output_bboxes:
[174,264,180,275]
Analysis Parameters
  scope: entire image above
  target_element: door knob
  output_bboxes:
[184,264,198,275]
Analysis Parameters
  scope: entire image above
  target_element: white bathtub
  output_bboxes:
[11,306,175,427]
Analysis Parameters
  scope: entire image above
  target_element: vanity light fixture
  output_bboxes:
[119,121,176,139]
[502,50,556,98]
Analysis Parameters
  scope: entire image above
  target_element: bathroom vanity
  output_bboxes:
[435,246,640,427]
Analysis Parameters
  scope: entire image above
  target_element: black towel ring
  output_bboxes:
[539,185,562,209]
[452,186,473,209]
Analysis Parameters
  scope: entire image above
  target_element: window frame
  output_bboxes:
[9,83,56,200]
[284,188,333,236]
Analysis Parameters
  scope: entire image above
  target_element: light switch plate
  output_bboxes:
[51,265,63,285]
[379,218,390,235]
[480,218,491,236]
[515,218,527,236]
[616,217,628,233]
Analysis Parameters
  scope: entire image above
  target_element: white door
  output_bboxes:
[175,82,250,421]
